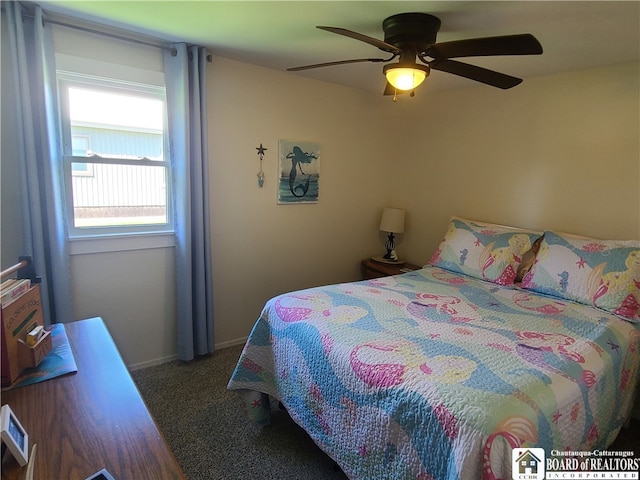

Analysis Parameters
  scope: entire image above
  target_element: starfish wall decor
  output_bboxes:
[255,143,267,187]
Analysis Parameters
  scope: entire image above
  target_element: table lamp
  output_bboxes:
[376,208,405,263]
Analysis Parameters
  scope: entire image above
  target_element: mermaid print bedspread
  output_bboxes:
[227,266,640,480]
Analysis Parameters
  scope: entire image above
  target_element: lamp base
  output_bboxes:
[371,256,404,265]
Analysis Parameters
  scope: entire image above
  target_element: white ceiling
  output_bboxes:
[41,1,640,94]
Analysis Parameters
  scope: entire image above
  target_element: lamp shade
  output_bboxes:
[379,208,405,234]
[383,64,430,91]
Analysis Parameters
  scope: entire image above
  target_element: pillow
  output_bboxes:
[515,234,545,283]
[429,216,543,286]
[520,231,640,322]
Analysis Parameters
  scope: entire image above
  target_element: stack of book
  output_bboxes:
[0,278,32,305]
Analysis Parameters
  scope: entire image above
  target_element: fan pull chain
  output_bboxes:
[392,89,416,102]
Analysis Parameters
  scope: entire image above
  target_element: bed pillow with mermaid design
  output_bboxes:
[521,231,640,322]
[429,216,542,286]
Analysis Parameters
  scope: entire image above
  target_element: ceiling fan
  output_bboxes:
[288,13,543,97]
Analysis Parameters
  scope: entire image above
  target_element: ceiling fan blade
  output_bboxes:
[430,59,523,89]
[317,26,400,55]
[287,57,389,71]
[429,33,543,59]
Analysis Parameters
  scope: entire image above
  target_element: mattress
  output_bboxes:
[228,266,640,479]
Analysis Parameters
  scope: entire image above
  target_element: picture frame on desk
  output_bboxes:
[1,404,29,466]
[86,468,117,480]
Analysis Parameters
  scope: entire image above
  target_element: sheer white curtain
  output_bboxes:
[164,45,215,360]
[5,2,72,325]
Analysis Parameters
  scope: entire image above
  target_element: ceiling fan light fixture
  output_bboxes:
[383,64,430,91]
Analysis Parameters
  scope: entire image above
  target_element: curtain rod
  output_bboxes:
[4,4,212,60]
[43,17,178,57]
[45,16,212,62]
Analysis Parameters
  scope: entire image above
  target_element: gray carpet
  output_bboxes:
[132,344,639,480]
[131,344,348,480]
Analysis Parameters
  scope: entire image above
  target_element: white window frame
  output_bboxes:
[57,72,174,240]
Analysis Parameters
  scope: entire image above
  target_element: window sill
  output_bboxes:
[69,232,175,255]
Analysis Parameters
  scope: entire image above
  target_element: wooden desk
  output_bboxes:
[1,317,184,480]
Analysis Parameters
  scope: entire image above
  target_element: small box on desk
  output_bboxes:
[1,285,45,387]
[18,329,52,369]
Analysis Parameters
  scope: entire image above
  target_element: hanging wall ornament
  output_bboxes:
[255,143,267,187]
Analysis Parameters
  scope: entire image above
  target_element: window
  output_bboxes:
[58,72,172,237]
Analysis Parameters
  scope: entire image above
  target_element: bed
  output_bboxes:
[227,216,640,479]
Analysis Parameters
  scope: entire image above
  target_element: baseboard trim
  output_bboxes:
[129,354,178,371]
[127,337,248,371]
[215,336,248,350]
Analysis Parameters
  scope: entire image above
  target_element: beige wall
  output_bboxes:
[206,58,640,349]
[2,22,391,367]
[389,62,640,266]
[208,57,390,346]
[2,16,638,367]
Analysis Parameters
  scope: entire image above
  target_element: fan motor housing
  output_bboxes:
[382,13,441,48]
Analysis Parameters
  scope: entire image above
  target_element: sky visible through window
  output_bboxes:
[69,88,163,130]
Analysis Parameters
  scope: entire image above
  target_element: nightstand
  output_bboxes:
[361,258,421,279]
